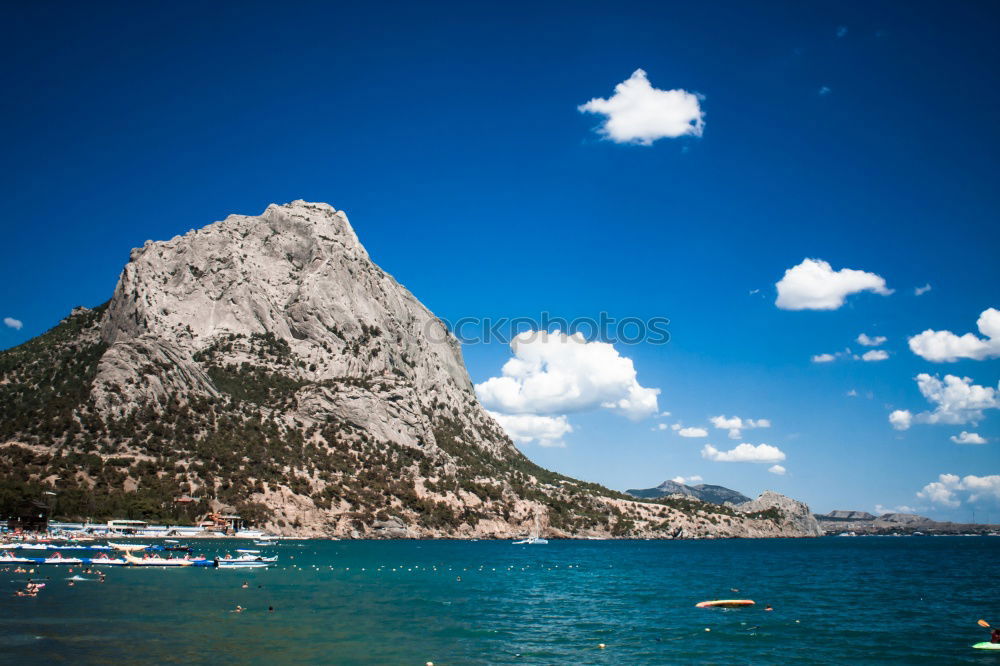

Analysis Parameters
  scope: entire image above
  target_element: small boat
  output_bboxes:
[696,599,756,608]
[82,556,127,566]
[109,542,150,552]
[512,536,548,545]
[973,642,1000,650]
[216,554,277,568]
[0,555,35,564]
[123,553,204,567]
[235,549,260,554]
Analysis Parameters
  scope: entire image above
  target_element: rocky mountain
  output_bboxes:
[814,511,996,535]
[739,491,823,537]
[626,480,751,505]
[0,200,821,539]
[822,510,877,521]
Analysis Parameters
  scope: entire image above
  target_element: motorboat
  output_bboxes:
[512,536,548,545]
[215,554,278,568]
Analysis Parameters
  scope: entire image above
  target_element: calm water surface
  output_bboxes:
[1,537,998,664]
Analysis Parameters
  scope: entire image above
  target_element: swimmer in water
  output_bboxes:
[242,581,249,589]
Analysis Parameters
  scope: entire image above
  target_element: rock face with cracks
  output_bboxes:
[0,201,820,539]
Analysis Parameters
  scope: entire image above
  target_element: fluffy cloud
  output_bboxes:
[914,284,932,296]
[3,317,22,330]
[908,308,1000,362]
[671,475,703,484]
[875,504,916,515]
[578,69,704,145]
[951,431,987,445]
[709,415,771,439]
[768,464,787,475]
[857,333,887,347]
[913,374,999,425]
[475,331,660,420]
[488,412,572,448]
[701,443,786,464]
[918,473,1000,507]
[918,474,961,507]
[811,353,837,363]
[889,409,913,430]
[775,258,892,310]
[890,374,1000,430]
[861,350,889,362]
[677,426,708,438]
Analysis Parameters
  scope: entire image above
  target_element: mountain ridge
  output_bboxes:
[0,201,821,539]
[625,479,752,505]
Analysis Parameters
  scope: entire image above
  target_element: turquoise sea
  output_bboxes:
[1,537,998,664]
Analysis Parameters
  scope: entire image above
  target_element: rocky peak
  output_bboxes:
[739,490,823,537]
[93,201,476,423]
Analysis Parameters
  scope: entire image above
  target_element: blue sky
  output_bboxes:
[2,1,998,519]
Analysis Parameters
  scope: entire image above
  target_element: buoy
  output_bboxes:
[705,628,711,632]
[598,643,606,649]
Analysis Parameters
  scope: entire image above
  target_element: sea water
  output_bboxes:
[1,537,998,664]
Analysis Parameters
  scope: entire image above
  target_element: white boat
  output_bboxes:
[216,554,277,568]
[512,537,548,545]
[84,556,127,566]
[235,549,260,554]
[123,553,207,567]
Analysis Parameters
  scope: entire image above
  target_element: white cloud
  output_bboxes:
[908,308,1000,362]
[671,475,703,485]
[918,473,961,507]
[709,415,771,439]
[775,258,892,310]
[913,373,999,425]
[960,475,1000,503]
[861,350,889,362]
[918,473,1000,507]
[488,411,572,448]
[475,331,660,420]
[847,389,859,397]
[768,464,787,475]
[875,504,916,515]
[889,409,913,430]
[951,431,987,445]
[857,333,887,347]
[812,353,837,363]
[701,443,786,464]
[891,374,1000,431]
[914,284,932,296]
[3,317,22,330]
[677,427,708,438]
[578,69,704,145]
[654,423,669,431]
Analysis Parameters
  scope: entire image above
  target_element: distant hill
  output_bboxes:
[625,480,751,505]
[821,510,877,521]
[814,510,998,535]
